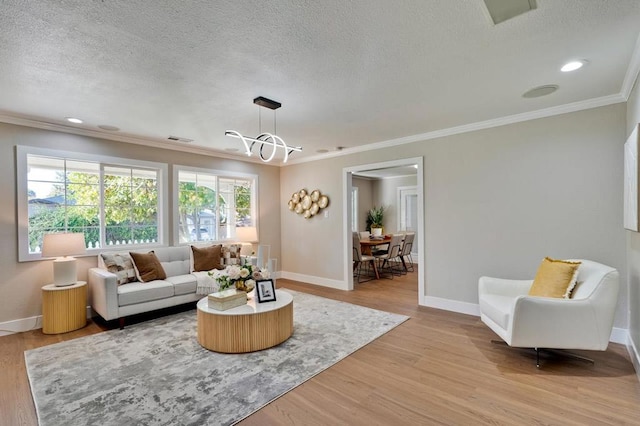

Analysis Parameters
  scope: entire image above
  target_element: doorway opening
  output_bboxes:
[343,157,425,305]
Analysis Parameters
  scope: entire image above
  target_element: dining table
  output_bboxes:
[359,235,409,277]
[359,236,391,256]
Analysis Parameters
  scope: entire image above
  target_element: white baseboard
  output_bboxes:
[278,271,348,290]
[423,295,481,316]
[0,306,93,336]
[628,335,640,383]
[422,296,629,345]
[0,315,43,336]
[609,327,629,345]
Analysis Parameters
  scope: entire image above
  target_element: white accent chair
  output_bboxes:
[478,259,619,367]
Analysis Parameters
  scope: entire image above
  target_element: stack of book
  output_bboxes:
[207,288,247,311]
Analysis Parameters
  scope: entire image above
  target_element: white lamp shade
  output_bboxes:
[42,233,86,258]
[42,233,86,287]
[236,226,258,243]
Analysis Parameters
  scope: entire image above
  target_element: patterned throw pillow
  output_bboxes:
[100,253,137,285]
[221,244,242,266]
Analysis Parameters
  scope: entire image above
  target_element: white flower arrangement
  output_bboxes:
[209,262,270,292]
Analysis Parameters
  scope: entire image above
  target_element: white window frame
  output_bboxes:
[17,145,168,261]
[173,165,258,245]
[351,186,359,232]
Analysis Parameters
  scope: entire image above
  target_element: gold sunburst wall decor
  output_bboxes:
[288,189,329,219]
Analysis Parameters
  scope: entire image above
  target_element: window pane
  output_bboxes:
[103,165,159,247]
[27,156,99,254]
[219,177,253,239]
[177,171,218,243]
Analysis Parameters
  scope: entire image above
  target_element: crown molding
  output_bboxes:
[0,90,630,169]
[0,114,278,167]
[621,31,640,100]
[285,93,626,166]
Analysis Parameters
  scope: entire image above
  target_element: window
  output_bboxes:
[17,146,167,261]
[175,167,256,244]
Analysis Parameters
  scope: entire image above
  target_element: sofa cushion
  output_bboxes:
[152,246,191,277]
[528,257,580,298]
[479,294,513,330]
[118,280,174,306]
[166,274,198,295]
[191,244,223,272]
[100,252,137,285]
[130,251,167,282]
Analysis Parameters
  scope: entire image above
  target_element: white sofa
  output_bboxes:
[89,245,241,327]
[478,259,619,364]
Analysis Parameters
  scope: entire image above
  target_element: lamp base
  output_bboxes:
[53,257,78,287]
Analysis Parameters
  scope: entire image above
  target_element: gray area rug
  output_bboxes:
[25,289,408,426]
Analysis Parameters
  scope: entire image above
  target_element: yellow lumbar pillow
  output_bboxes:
[528,257,581,298]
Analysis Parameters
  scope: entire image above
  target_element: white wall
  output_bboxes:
[0,123,281,328]
[372,175,417,234]
[280,103,628,328]
[626,75,640,366]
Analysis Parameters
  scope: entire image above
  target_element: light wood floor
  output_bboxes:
[2,267,639,426]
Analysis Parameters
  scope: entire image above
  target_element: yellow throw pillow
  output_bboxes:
[528,257,581,298]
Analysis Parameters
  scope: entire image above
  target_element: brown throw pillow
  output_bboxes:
[528,257,581,298]
[101,252,137,285]
[129,251,167,282]
[191,244,224,272]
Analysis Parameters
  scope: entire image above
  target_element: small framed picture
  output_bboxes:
[256,279,276,303]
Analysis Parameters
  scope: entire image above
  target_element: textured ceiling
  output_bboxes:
[1,1,639,165]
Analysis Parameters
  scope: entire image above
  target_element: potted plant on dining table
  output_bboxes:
[366,205,385,237]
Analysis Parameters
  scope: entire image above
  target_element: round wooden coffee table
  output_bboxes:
[197,289,293,353]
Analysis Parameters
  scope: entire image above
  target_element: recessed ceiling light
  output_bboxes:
[561,60,586,72]
[65,117,83,124]
[522,84,558,98]
[224,148,239,152]
[98,125,120,131]
[316,149,329,153]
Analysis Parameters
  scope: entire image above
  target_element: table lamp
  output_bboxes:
[42,233,86,286]
[236,226,258,256]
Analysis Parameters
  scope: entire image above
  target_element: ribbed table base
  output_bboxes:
[42,282,87,334]
[197,302,293,353]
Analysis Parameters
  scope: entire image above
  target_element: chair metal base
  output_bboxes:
[490,340,594,368]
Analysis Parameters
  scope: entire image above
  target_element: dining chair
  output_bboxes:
[374,234,403,279]
[399,233,415,273]
[352,232,377,282]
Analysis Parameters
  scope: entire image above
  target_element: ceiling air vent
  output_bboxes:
[168,136,193,143]
[483,0,536,25]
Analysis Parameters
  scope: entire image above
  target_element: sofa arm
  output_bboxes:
[510,296,605,350]
[88,267,120,321]
[479,276,532,298]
